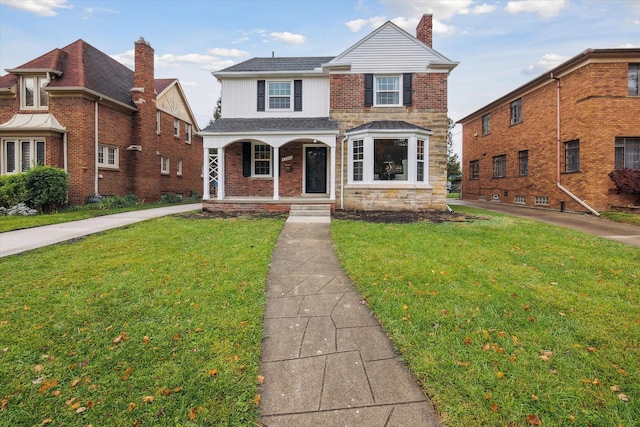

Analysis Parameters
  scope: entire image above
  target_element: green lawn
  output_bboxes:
[331,206,640,426]
[0,201,200,233]
[0,215,285,426]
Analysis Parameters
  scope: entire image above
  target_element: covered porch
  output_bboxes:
[200,117,339,212]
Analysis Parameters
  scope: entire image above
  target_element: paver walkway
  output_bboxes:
[259,219,442,426]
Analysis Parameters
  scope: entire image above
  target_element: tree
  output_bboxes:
[446,117,461,180]
[206,97,222,128]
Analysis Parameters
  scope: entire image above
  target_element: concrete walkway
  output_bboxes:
[259,218,442,426]
[0,203,202,257]
[450,199,640,247]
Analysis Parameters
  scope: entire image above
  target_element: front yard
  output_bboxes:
[1,207,638,426]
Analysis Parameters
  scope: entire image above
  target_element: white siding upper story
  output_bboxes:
[220,76,330,118]
[326,22,457,74]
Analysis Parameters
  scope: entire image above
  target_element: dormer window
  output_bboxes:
[21,75,49,110]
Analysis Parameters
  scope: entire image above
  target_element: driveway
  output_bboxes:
[449,199,640,247]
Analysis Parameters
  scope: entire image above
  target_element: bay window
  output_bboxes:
[346,126,431,185]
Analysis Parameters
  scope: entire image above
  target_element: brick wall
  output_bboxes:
[462,60,639,211]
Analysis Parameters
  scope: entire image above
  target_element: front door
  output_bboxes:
[305,146,327,194]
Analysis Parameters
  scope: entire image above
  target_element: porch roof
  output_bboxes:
[201,117,339,133]
[346,120,431,133]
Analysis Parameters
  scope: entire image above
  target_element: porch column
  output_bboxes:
[203,148,210,200]
[217,147,225,200]
[273,146,279,200]
[330,146,336,200]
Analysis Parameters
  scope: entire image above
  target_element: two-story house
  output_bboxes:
[201,15,458,212]
[459,48,640,213]
[0,38,203,205]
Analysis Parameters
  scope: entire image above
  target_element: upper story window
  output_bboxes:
[185,124,192,144]
[375,76,401,106]
[97,144,118,169]
[21,76,49,110]
[564,140,580,172]
[615,137,640,169]
[629,64,639,96]
[510,98,522,125]
[2,139,45,174]
[173,119,180,137]
[268,82,291,110]
[482,114,491,135]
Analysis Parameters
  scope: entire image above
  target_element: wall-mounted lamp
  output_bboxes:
[474,132,478,137]
[284,164,292,172]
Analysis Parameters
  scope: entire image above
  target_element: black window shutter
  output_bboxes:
[403,73,412,106]
[257,80,265,111]
[294,80,302,111]
[242,142,251,177]
[364,74,373,106]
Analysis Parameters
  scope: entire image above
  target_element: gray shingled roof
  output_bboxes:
[202,117,338,133]
[347,120,431,133]
[218,57,334,73]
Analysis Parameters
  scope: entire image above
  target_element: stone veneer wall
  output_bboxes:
[331,108,449,211]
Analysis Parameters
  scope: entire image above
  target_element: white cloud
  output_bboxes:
[207,48,249,57]
[110,50,235,71]
[0,0,71,16]
[471,3,497,14]
[270,31,306,44]
[505,0,568,18]
[522,53,569,75]
[346,15,455,36]
[345,18,369,32]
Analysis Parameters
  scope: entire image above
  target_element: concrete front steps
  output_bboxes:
[287,204,332,223]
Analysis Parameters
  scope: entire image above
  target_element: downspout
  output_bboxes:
[340,136,347,209]
[94,100,99,195]
[63,132,68,172]
[550,73,600,216]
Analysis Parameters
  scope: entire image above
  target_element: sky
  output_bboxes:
[1,0,639,157]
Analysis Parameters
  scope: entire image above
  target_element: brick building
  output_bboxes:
[459,49,640,213]
[201,16,458,211]
[0,38,202,205]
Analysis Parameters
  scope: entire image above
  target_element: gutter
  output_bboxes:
[340,136,346,209]
[551,73,600,216]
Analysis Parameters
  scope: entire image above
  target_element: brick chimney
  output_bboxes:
[129,37,160,200]
[416,14,433,48]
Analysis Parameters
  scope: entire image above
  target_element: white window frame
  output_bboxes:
[1,138,45,174]
[161,156,170,175]
[185,123,192,144]
[20,75,49,110]
[346,131,430,186]
[177,159,183,176]
[173,119,180,138]
[374,75,401,106]
[252,142,272,177]
[97,144,119,169]
[267,81,292,111]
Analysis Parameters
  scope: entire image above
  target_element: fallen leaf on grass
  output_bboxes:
[618,393,629,402]
[41,419,52,425]
[531,394,539,400]
[527,414,542,425]
[1,397,8,411]
[188,408,197,421]
[76,406,86,414]
[456,360,470,367]
[257,375,265,384]
[142,396,155,403]
[463,336,472,345]
[70,379,80,388]
[122,367,132,381]
[38,379,58,393]
[610,385,621,392]
[254,394,261,405]
[128,403,136,411]
[208,369,219,377]
[539,351,553,362]
[497,371,504,378]
[490,403,499,413]
[585,347,597,352]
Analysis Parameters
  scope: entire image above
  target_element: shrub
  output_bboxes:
[609,169,640,204]
[23,166,69,212]
[0,202,38,216]
[101,194,139,209]
[0,174,28,208]
[160,193,182,204]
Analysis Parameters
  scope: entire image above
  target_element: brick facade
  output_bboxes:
[0,38,203,206]
[460,50,640,212]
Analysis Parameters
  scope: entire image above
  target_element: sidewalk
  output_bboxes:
[0,203,202,257]
[259,218,442,426]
